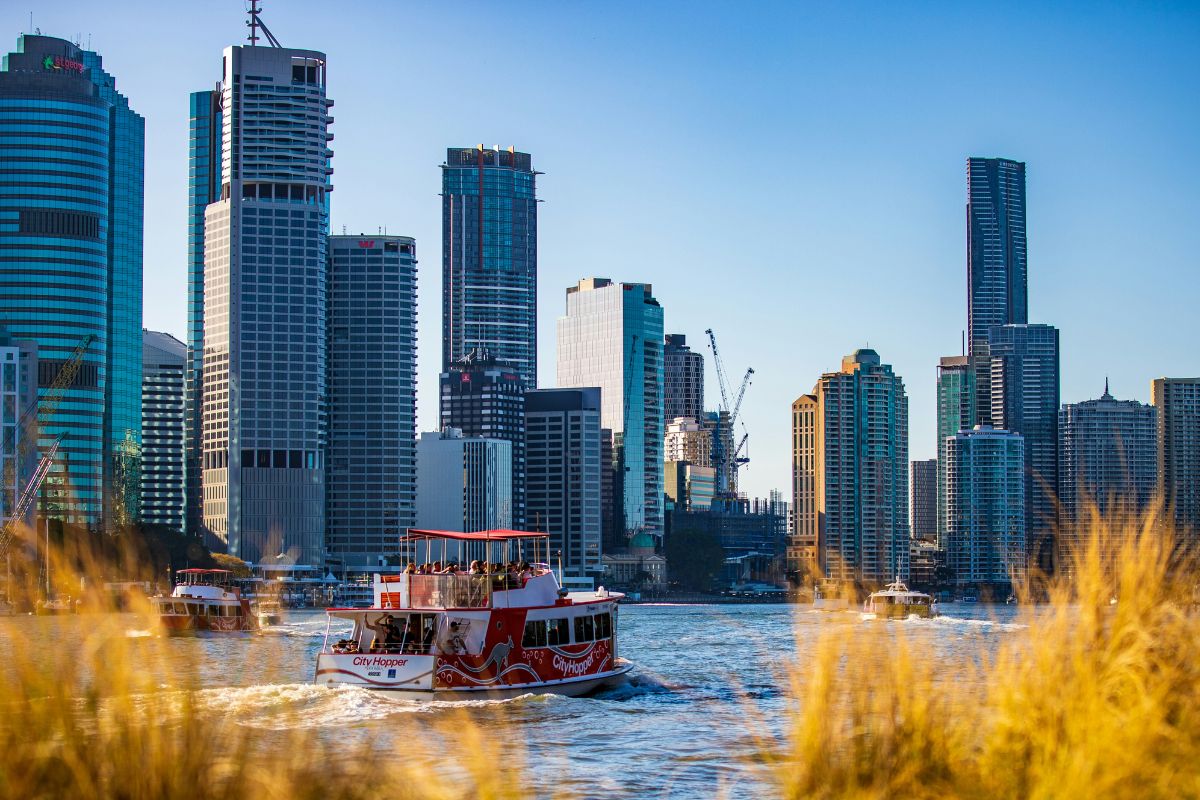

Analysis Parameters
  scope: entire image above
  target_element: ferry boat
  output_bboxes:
[256,599,283,627]
[153,569,258,632]
[863,577,937,619]
[315,529,632,698]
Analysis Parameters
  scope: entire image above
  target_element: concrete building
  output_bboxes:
[967,157,1027,426]
[664,416,712,466]
[989,323,1060,571]
[326,236,418,568]
[936,355,976,549]
[141,331,186,531]
[671,496,786,559]
[557,278,664,539]
[0,330,37,533]
[1,35,144,526]
[664,334,704,422]
[1058,384,1156,530]
[440,349,525,528]
[525,388,602,580]
[944,425,1026,589]
[791,349,909,584]
[601,531,666,590]
[415,429,511,534]
[191,42,333,564]
[910,458,937,542]
[1152,377,1200,545]
[441,146,537,388]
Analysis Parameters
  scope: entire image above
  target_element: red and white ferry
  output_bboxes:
[153,569,258,633]
[315,529,632,698]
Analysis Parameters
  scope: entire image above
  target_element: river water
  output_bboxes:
[6,602,1025,798]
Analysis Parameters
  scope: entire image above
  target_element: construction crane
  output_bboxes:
[704,329,753,496]
[0,334,95,559]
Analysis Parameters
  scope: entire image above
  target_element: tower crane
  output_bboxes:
[704,329,753,497]
[0,334,95,559]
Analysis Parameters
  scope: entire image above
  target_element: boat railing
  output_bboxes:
[379,574,493,610]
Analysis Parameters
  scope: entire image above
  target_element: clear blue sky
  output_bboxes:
[11,1,1199,499]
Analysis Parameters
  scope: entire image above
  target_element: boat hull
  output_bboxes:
[869,603,935,619]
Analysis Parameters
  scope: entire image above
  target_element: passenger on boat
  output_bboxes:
[469,560,483,575]
[404,563,416,575]
[439,621,467,654]
[364,614,403,652]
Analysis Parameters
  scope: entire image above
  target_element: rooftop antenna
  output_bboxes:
[247,0,283,48]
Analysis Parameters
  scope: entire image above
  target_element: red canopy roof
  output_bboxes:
[399,529,549,542]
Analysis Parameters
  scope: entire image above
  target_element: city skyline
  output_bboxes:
[9,1,1200,500]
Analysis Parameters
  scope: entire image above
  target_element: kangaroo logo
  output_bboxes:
[463,636,513,674]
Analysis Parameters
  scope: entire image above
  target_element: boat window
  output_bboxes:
[546,618,569,646]
[594,612,612,639]
[573,615,595,643]
[187,603,200,616]
[522,619,547,648]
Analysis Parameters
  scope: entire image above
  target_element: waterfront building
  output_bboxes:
[525,388,602,579]
[672,496,786,559]
[601,531,666,590]
[967,157,1027,426]
[557,278,664,539]
[910,458,937,542]
[664,416,712,467]
[440,349,525,528]
[141,331,186,531]
[0,329,37,532]
[415,428,511,534]
[441,146,537,387]
[944,425,1026,589]
[193,41,333,564]
[327,236,418,568]
[1152,377,1200,545]
[791,349,910,584]
[1058,384,1156,531]
[664,461,716,512]
[0,35,144,526]
[664,334,704,422]
[988,323,1060,570]
[936,355,976,548]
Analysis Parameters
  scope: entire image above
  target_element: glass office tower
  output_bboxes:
[0,35,143,526]
[141,330,186,531]
[441,146,538,388]
[936,355,975,549]
[193,43,333,565]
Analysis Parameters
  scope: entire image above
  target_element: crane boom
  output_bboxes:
[704,328,753,496]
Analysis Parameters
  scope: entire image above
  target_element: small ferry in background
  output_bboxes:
[315,529,631,698]
[154,569,258,632]
[863,577,937,619]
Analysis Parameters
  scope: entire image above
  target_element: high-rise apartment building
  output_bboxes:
[910,458,937,542]
[440,350,525,528]
[1058,384,1156,529]
[557,278,664,539]
[415,428,511,534]
[0,35,144,526]
[441,146,537,387]
[664,334,703,422]
[525,388,602,579]
[967,157,1027,426]
[141,331,186,531]
[989,323,1060,570]
[936,355,976,548]
[327,236,418,568]
[791,350,910,583]
[192,42,333,564]
[944,425,1026,588]
[664,417,712,466]
[1152,378,1200,545]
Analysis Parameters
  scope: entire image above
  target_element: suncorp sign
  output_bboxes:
[43,55,84,74]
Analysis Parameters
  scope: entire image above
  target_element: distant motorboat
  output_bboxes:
[863,578,937,619]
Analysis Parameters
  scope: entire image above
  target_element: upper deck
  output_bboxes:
[374,569,564,610]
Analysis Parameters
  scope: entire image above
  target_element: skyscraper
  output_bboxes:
[664,334,704,422]
[327,235,418,568]
[936,355,976,548]
[415,428,511,534]
[0,35,144,526]
[944,425,1026,589]
[988,323,1060,570]
[141,330,186,531]
[791,350,910,583]
[441,146,537,387]
[525,388,602,579]
[193,40,333,564]
[910,458,937,542]
[967,157,1027,426]
[1058,384,1156,528]
[664,417,712,466]
[440,350,526,528]
[1151,378,1200,545]
[557,278,664,539]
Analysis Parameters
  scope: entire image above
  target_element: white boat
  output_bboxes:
[863,577,937,619]
[315,529,632,699]
[256,599,283,627]
[153,569,258,633]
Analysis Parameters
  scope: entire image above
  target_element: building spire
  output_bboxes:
[246,0,283,48]
[1103,377,1111,399]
